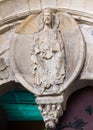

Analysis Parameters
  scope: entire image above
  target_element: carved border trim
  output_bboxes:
[1,9,93,27]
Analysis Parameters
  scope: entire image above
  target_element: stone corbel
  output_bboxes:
[36,96,64,129]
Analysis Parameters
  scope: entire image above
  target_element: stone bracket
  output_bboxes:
[36,95,64,129]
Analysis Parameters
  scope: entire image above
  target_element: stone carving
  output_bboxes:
[36,96,64,129]
[0,28,18,84]
[0,58,7,72]
[1,1,93,129]
[8,8,85,129]
[0,8,86,129]
[39,103,63,129]
[0,58,9,80]
[10,8,85,96]
[30,9,66,94]
[1,0,93,129]
[80,24,93,80]
[0,36,9,81]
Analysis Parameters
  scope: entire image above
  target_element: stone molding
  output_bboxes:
[0,7,93,129]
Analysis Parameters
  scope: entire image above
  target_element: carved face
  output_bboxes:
[43,9,52,25]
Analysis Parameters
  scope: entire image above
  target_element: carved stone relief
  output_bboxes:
[0,8,88,129]
[9,9,85,96]
[6,8,85,129]
[36,96,64,129]
[0,29,17,85]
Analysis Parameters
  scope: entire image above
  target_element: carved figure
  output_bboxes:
[38,103,63,129]
[30,9,66,93]
[9,8,85,129]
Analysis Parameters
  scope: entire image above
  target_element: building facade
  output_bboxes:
[0,0,93,129]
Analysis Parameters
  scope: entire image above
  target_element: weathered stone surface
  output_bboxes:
[2,8,84,129]
[36,95,64,129]
[42,0,57,8]
[80,24,93,79]
[57,0,71,8]
[0,0,93,24]
[9,9,85,97]
[29,0,41,10]
[0,1,93,129]
[0,0,29,20]
[70,0,85,10]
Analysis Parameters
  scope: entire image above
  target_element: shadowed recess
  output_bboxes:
[0,89,43,121]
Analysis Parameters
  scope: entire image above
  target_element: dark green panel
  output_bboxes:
[0,90,43,121]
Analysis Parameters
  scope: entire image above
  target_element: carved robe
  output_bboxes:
[30,29,65,89]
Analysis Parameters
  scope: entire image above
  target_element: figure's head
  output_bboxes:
[43,8,52,25]
[37,8,59,30]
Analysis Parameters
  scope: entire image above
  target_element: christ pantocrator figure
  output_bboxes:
[30,8,66,93]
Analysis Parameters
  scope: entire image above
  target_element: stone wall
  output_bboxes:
[0,0,93,24]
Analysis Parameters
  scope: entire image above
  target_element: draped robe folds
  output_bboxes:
[30,29,66,89]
